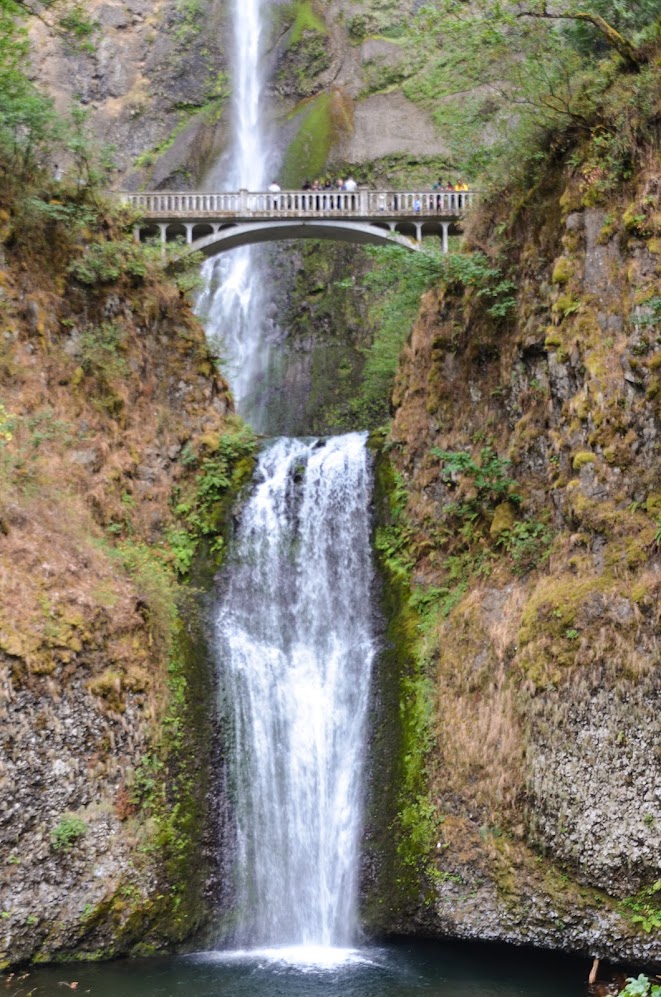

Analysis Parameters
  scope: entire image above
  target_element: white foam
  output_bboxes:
[193,944,380,971]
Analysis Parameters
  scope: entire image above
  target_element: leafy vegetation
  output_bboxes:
[373,0,661,188]
[50,816,88,851]
[338,244,516,427]
[168,428,256,575]
[618,976,661,997]
[620,880,661,934]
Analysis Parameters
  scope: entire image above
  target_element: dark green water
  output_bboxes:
[6,939,588,997]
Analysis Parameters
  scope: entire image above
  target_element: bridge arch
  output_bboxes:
[152,219,428,256]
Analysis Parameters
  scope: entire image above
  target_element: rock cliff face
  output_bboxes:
[0,188,252,967]
[364,136,661,963]
[30,0,452,190]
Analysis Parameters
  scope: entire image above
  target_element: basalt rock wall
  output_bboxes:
[363,126,661,965]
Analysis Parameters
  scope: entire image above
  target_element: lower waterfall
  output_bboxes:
[215,432,375,951]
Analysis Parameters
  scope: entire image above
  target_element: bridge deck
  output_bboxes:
[120,188,475,220]
[121,188,475,254]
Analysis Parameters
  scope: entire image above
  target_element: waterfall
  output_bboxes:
[196,0,274,429]
[216,433,375,949]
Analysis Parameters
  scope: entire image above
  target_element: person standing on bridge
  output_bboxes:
[268,180,281,209]
[344,176,357,192]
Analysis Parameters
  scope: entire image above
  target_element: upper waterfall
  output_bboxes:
[196,0,275,430]
[216,433,376,949]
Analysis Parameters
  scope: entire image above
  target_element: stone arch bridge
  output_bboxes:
[121,188,475,256]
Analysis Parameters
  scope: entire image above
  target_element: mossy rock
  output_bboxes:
[646,237,661,255]
[559,186,582,217]
[89,669,125,712]
[197,431,221,453]
[646,493,661,516]
[572,451,595,471]
[622,202,649,235]
[551,256,574,285]
[552,295,580,319]
[489,501,516,538]
[544,329,563,349]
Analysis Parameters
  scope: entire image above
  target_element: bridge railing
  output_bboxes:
[119,188,475,218]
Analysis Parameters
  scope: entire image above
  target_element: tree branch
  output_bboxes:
[515,8,643,67]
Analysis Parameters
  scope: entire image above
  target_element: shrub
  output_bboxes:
[50,815,88,851]
[68,239,148,286]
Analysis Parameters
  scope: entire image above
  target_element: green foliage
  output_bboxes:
[68,239,149,286]
[79,322,127,378]
[68,233,204,298]
[285,0,327,44]
[393,0,659,188]
[495,519,554,575]
[620,881,661,934]
[0,402,14,443]
[633,297,661,328]
[115,540,177,652]
[169,429,257,575]
[373,470,416,579]
[619,976,661,997]
[338,244,514,429]
[58,3,99,51]
[432,446,521,520]
[0,4,58,179]
[50,816,88,851]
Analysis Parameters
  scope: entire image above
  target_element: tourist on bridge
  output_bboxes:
[268,180,281,208]
[344,176,357,192]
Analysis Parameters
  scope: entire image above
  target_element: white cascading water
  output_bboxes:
[195,0,273,429]
[216,434,375,950]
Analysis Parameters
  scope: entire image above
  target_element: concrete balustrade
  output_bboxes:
[117,187,475,256]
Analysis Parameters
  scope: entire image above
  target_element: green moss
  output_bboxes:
[489,501,516,537]
[572,450,596,470]
[646,492,661,516]
[551,256,574,285]
[360,440,439,931]
[553,294,581,319]
[287,0,326,44]
[282,94,333,188]
[518,575,606,648]
[622,202,649,235]
[544,329,563,349]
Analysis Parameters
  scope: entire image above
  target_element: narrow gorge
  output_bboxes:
[0,0,660,991]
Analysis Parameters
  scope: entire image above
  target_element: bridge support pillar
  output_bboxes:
[414,222,422,244]
[184,223,194,244]
[440,221,450,254]
[157,223,167,244]
[133,226,140,243]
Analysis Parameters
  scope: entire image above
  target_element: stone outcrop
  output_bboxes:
[0,191,240,967]
[364,147,661,963]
